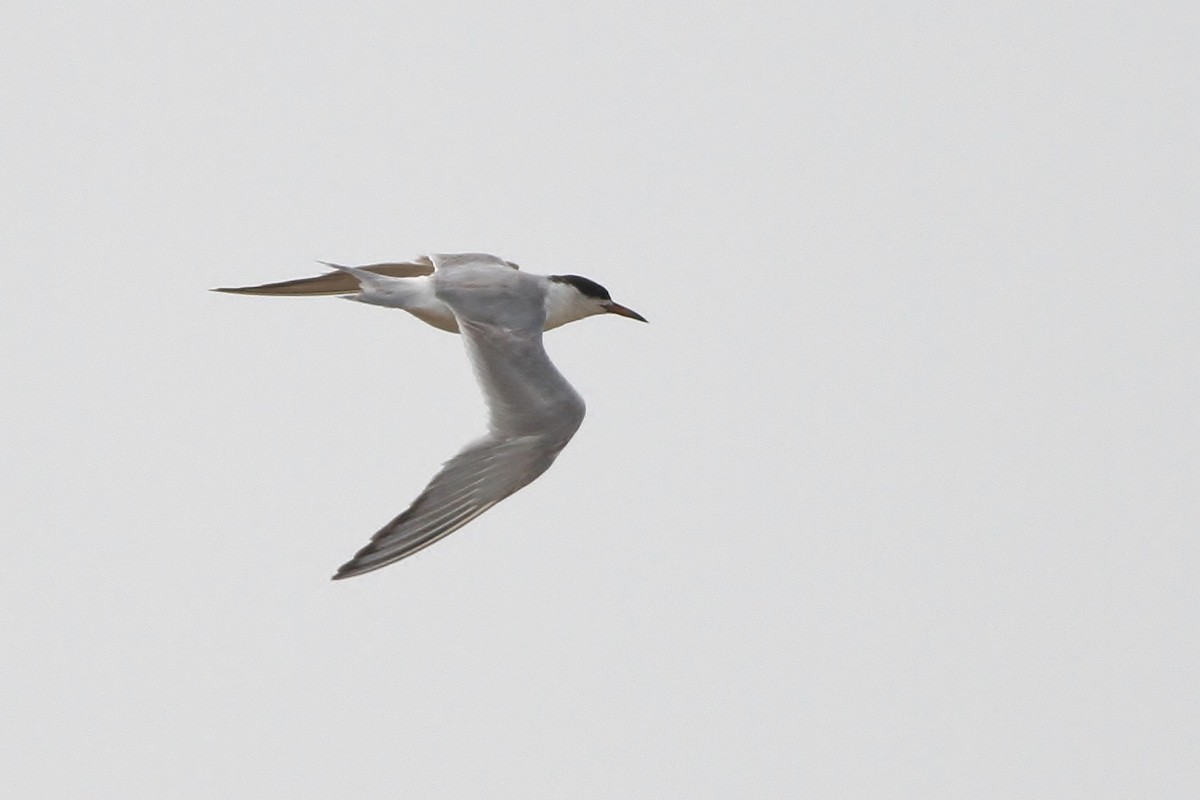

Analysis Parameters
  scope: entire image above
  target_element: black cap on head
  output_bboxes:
[550,274,611,301]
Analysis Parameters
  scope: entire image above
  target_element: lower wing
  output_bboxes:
[332,434,568,579]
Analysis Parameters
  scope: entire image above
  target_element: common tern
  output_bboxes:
[214,254,644,333]
[216,252,646,579]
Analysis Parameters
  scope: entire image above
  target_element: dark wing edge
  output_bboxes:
[212,258,434,296]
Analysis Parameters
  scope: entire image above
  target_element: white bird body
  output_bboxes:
[215,252,645,579]
[348,273,458,331]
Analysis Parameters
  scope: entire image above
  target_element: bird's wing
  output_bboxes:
[436,266,586,435]
[212,257,435,296]
[429,252,520,272]
[332,434,566,578]
[333,270,585,579]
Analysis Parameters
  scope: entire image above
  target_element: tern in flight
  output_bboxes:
[216,253,646,579]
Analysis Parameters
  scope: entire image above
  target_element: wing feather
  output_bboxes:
[332,436,556,578]
[213,258,434,296]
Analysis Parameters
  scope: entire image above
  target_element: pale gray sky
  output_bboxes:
[2,1,1196,797]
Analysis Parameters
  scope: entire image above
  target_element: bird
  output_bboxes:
[213,254,644,333]
[215,252,646,579]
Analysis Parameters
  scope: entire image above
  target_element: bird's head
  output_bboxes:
[544,274,647,331]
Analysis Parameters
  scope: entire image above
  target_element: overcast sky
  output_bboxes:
[2,1,1196,797]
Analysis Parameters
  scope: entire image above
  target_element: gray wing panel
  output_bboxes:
[458,318,586,439]
[434,265,585,437]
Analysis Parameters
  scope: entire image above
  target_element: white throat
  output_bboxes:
[543,279,602,330]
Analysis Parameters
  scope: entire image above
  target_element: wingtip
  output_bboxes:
[331,565,372,581]
[331,556,371,581]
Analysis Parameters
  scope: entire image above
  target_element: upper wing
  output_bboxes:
[212,257,435,296]
[214,253,521,296]
[429,252,520,271]
[333,270,585,579]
